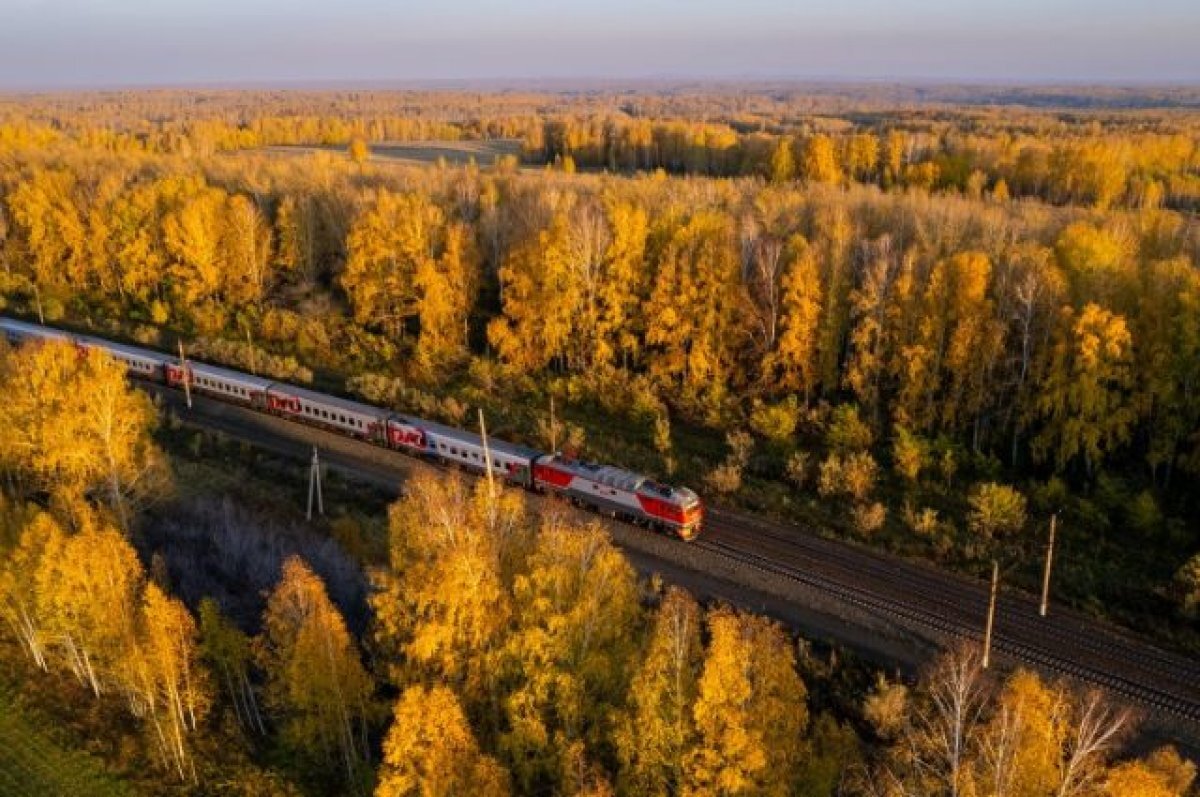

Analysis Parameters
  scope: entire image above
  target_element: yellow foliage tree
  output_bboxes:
[802,135,842,185]
[370,473,518,701]
[614,587,702,797]
[643,212,746,413]
[500,520,639,794]
[222,194,274,306]
[766,234,823,400]
[1103,762,1177,797]
[488,208,580,373]
[5,167,87,290]
[1033,303,1136,474]
[348,137,370,170]
[0,512,63,670]
[342,189,480,368]
[683,607,766,797]
[412,222,478,369]
[0,339,169,525]
[257,556,374,782]
[130,583,211,781]
[163,183,228,309]
[376,685,509,797]
[35,510,143,696]
[978,668,1066,796]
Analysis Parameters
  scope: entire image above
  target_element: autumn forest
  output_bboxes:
[1,85,1199,795]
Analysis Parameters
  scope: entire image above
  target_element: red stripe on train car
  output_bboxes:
[533,464,575,488]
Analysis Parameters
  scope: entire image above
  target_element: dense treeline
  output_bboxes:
[3,87,1200,209]
[3,139,1199,482]
[0,339,1195,794]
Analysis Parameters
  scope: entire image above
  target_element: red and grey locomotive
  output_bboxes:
[1,317,704,540]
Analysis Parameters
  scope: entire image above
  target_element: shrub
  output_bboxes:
[902,503,941,538]
[826,404,873,452]
[705,462,743,495]
[653,415,675,475]
[725,430,754,469]
[750,396,801,443]
[706,430,754,496]
[817,454,843,498]
[892,425,929,485]
[194,336,314,383]
[1174,553,1200,620]
[1032,476,1070,514]
[149,299,170,324]
[817,451,877,501]
[852,502,887,535]
[842,452,878,501]
[1126,490,1163,536]
[785,450,812,488]
[862,675,908,741]
[967,482,1027,539]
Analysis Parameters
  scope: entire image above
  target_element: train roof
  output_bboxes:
[544,454,700,504]
[0,316,73,341]
[544,455,648,493]
[187,359,276,391]
[408,416,544,461]
[267,381,393,420]
[74,334,171,365]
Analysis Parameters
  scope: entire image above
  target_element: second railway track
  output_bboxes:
[699,510,1200,724]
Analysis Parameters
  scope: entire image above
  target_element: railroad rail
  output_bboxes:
[698,510,1200,724]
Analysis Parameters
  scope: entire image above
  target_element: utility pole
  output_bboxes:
[982,560,999,669]
[1039,513,1057,617]
[549,395,558,454]
[306,446,324,520]
[244,321,257,375]
[479,408,495,502]
[178,339,192,410]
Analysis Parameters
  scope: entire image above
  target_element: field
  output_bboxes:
[263,138,524,167]
[0,682,134,797]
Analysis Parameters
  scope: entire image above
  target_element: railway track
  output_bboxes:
[708,508,1199,682]
[147,384,1200,728]
[698,509,1200,723]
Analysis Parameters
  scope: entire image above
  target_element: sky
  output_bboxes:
[1,0,1198,89]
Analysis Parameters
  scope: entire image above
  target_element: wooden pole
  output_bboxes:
[479,408,495,502]
[178,340,192,410]
[307,446,323,520]
[244,322,257,375]
[983,560,999,669]
[1039,514,1057,618]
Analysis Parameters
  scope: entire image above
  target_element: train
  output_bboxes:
[0,316,704,540]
